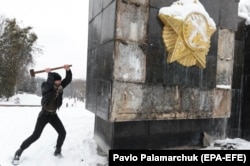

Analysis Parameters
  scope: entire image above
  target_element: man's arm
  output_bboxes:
[61,64,72,88]
[41,68,54,95]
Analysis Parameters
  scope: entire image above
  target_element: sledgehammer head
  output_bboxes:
[30,69,35,77]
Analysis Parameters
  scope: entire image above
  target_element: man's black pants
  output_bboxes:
[20,111,66,151]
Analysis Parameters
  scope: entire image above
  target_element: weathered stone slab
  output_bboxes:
[114,41,146,82]
[216,29,235,89]
[116,0,149,42]
[111,81,231,121]
[213,89,231,117]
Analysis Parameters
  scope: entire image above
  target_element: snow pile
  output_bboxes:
[0,93,80,107]
[203,138,250,150]
[159,0,216,29]
[0,93,41,105]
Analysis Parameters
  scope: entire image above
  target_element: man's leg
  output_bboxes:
[49,114,66,155]
[20,113,49,150]
[13,111,48,162]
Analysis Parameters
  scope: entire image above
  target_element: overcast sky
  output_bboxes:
[0,0,89,80]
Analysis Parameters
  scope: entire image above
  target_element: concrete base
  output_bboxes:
[94,116,227,154]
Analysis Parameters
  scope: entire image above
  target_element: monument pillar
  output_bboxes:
[86,0,239,153]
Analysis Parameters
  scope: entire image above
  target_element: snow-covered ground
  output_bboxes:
[0,94,108,166]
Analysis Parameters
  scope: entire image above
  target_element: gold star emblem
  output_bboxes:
[159,12,216,68]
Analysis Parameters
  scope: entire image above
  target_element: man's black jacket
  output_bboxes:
[41,70,72,110]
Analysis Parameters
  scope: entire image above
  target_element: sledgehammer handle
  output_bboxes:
[30,64,72,77]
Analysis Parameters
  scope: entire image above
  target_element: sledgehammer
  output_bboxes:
[30,65,72,77]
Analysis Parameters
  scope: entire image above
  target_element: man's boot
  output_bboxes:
[12,148,23,165]
[54,147,61,156]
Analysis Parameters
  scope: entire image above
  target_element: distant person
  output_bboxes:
[12,64,72,165]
